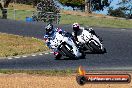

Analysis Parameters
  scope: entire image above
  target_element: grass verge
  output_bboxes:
[0,3,131,28]
[3,9,34,21]
[0,69,74,76]
[3,9,132,28]
[0,33,49,57]
[60,14,132,28]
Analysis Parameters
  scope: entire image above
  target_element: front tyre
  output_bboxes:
[61,44,77,59]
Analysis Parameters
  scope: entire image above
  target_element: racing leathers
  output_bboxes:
[44,28,82,58]
[44,28,63,56]
[72,27,101,43]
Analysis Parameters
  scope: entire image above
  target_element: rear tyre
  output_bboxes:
[89,41,101,53]
[61,44,77,59]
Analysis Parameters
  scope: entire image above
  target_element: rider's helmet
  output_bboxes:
[45,23,53,35]
[72,23,80,32]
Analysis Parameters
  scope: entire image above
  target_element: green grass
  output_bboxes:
[8,9,33,21]
[1,9,132,28]
[0,69,74,76]
[0,9,33,21]
[60,14,132,28]
[0,33,49,57]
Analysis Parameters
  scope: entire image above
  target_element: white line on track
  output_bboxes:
[39,53,43,55]
[32,55,36,57]
[14,57,20,59]
[8,57,13,59]
[50,52,54,54]
[22,56,27,58]
[6,52,53,59]
[121,29,126,31]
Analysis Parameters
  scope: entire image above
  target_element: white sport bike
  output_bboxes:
[49,31,84,59]
[76,28,106,53]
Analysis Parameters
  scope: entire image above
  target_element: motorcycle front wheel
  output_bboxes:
[61,44,77,59]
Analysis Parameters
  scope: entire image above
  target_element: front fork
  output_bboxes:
[63,37,82,57]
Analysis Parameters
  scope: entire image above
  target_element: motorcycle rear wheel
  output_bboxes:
[89,41,101,53]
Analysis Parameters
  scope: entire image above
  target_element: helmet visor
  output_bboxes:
[46,28,52,34]
[73,26,79,31]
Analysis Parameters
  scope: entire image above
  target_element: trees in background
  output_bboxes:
[59,0,85,7]
[12,0,41,7]
[108,0,132,19]
[32,0,60,23]
[91,0,110,11]
[36,0,60,13]
[0,0,11,19]
[0,0,60,20]
[1,0,131,19]
[59,0,111,13]
[108,7,126,18]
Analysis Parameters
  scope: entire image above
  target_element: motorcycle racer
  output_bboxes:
[44,24,64,59]
[72,23,101,42]
[72,23,105,53]
[44,23,82,59]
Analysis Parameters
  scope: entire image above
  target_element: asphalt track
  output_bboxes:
[0,19,132,71]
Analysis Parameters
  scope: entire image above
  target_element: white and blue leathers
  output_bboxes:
[44,28,82,57]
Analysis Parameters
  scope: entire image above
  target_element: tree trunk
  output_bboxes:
[0,0,11,19]
[32,0,35,8]
[85,0,92,13]
[2,8,7,19]
[85,0,88,12]
[14,0,17,3]
[0,3,2,18]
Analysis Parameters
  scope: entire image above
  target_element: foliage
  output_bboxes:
[12,0,41,6]
[0,0,12,19]
[108,0,132,19]
[108,7,126,18]
[59,0,85,7]
[36,0,60,13]
[118,0,132,19]
[32,0,60,23]
[59,0,111,11]
[91,0,111,11]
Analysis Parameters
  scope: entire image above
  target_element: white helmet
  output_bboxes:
[72,23,80,31]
